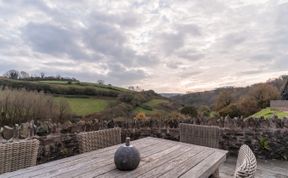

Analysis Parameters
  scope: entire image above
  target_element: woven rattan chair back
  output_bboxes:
[234,144,257,178]
[77,128,121,153]
[0,139,39,174]
[179,123,220,148]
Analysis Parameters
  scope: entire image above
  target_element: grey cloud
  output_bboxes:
[275,3,288,27]
[176,50,205,61]
[180,71,202,78]
[0,0,47,17]
[166,61,183,69]
[83,22,126,57]
[0,60,19,74]
[107,64,147,85]
[273,57,288,70]
[18,4,154,85]
[177,24,202,37]
[83,18,156,67]
[88,11,141,29]
[0,37,13,49]
[218,32,247,49]
[158,32,184,55]
[156,23,202,56]
[29,62,147,86]
[251,54,274,61]
[1,0,288,92]
[238,69,265,75]
[22,23,88,59]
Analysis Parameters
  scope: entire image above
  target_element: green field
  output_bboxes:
[133,107,161,114]
[134,99,169,114]
[38,80,70,84]
[0,78,129,97]
[56,97,115,116]
[145,99,169,107]
[252,108,288,119]
[0,78,176,118]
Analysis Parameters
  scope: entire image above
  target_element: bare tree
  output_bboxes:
[40,72,45,79]
[97,80,104,85]
[20,71,30,79]
[128,86,135,91]
[4,70,19,79]
[57,99,71,122]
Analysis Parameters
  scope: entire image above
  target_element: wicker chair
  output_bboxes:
[179,123,220,148]
[0,139,40,174]
[234,145,257,178]
[77,128,121,153]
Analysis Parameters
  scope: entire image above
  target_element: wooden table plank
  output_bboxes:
[1,137,160,178]
[139,147,208,178]
[1,137,228,178]
[180,151,227,178]
[97,144,194,178]
[53,140,176,178]
[28,138,164,178]
[158,149,215,178]
[79,143,179,178]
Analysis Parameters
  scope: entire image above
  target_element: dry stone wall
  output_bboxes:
[1,117,288,163]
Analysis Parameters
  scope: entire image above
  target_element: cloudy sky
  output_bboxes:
[0,0,288,93]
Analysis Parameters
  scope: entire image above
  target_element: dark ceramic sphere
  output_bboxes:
[114,138,140,171]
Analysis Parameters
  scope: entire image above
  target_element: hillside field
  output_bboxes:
[0,78,127,97]
[133,99,170,114]
[252,108,288,119]
[55,97,116,116]
[0,78,176,118]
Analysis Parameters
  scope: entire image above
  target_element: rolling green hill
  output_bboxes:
[0,78,128,116]
[0,78,178,117]
[0,78,126,97]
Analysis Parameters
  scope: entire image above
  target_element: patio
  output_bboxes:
[220,156,288,178]
[1,124,288,178]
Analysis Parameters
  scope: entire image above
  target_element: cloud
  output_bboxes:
[22,23,87,59]
[0,0,288,92]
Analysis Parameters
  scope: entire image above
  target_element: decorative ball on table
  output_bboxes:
[114,137,140,171]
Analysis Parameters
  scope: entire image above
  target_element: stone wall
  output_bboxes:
[122,128,288,160]
[1,117,288,164]
[37,134,79,164]
[35,127,288,164]
[220,128,288,160]
[270,100,288,111]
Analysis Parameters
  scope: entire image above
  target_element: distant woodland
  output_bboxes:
[172,75,288,117]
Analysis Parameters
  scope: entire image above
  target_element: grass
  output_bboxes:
[38,80,70,84]
[144,99,169,107]
[252,107,288,119]
[55,97,115,116]
[134,107,161,114]
[133,99,169,114]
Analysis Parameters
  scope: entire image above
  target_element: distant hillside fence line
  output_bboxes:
[1,117,288,163]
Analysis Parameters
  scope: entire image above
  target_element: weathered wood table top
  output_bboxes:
[1,137,228,178]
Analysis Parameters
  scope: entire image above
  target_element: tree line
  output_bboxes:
[174,75,288,118]
[0,78,120,97]
[3,69,79,82]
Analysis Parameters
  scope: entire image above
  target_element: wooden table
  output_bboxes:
[1,137,228,178]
